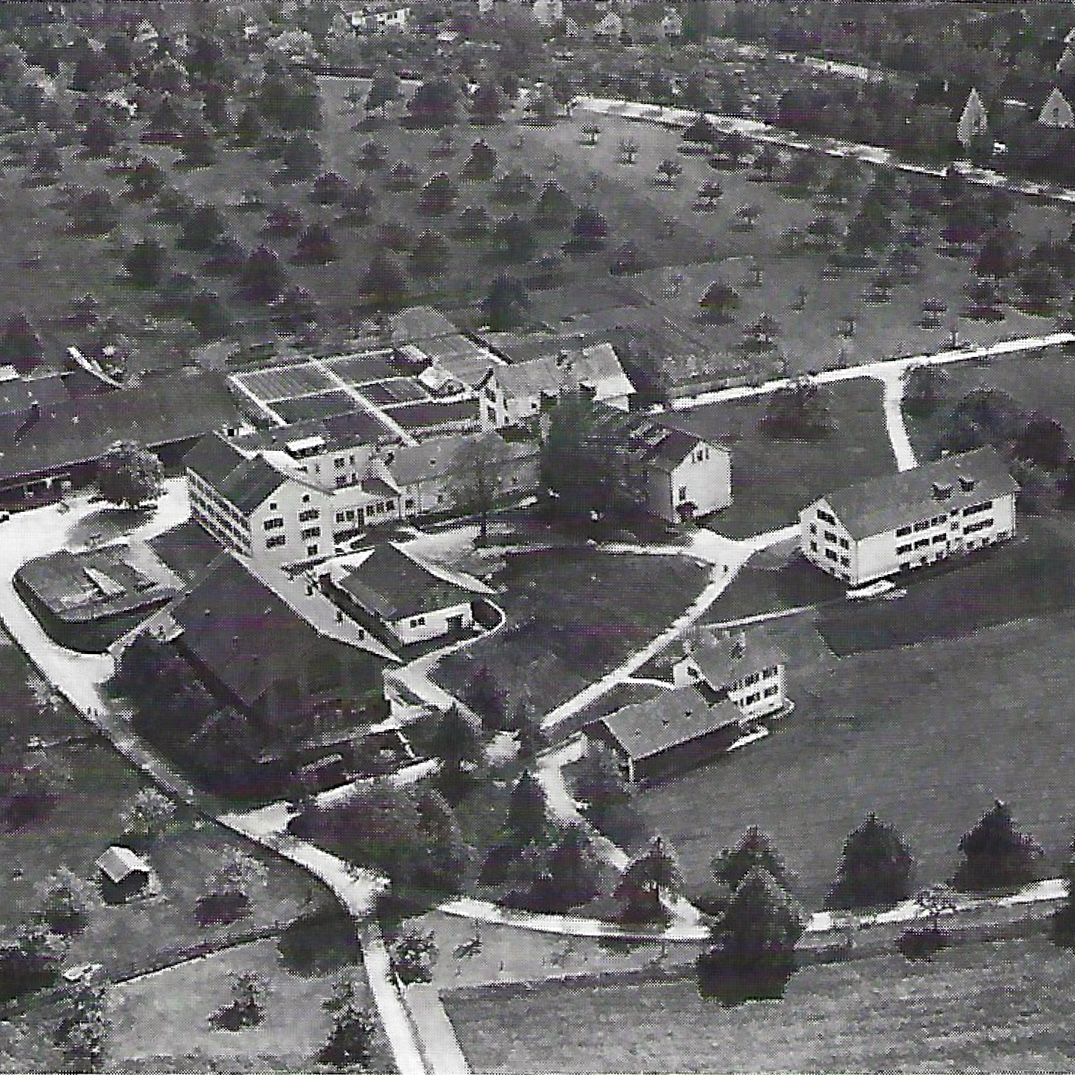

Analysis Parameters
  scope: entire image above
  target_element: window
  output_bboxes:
[299,508,319,522]
[810,540,818,552]
[964,500,993,516]
[896,525,911,537]
[932,515,945,526]
[809,523,817,534]
[269,502,278,511]
[336,475,348,488]
[914,538,930,549]
[336,511,347,523]
[964,518,993,535]
[824,530,837,543]
[839,537,849,549]
[913,520,930,532]
[302,494,311,503]
[334,458,345,468]
[266,535,286,548]
[678,486,687,501]
[763,685,778,698]
[263,517,284,531]
[817,509,835,524]
[840,555,850,566]
[409,616,426,627]
[307,545,318,556]
[405,498,414,509]
[301,526,321,539]
[745,693,760,705]
[825,549,838,561]
[933,533,946,543]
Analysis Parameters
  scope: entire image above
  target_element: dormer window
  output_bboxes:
[958,475,976,493]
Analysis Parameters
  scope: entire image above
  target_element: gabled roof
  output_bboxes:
[329,542,477,622]
[589,401,725,471]
[389,306,459,342]
[387,432,537,487]
[487,344,634,403]
[96,845,151,884]
[218,456,287,514]
[817,447,1019,541]
[1038,87,1073,127]
[0,372,240,484]
[169,554,385,709]
[599,686,742,762]
[686,628,786,690]
[184,432,246,486]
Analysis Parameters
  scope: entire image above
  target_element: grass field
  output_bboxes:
[663,377,894,537]
[817,518,1075,655]
[430,550,709,715]
[905,347,1075,462]
[108,927,393,1073]
[636,600,1075,907]
[445,934,1075,1073]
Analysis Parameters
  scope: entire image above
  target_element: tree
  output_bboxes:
[53,974,109,1070]
[581,123,601,146]
[903,364,950,418]
[340,181,375,225]
[417,173,457,216]
[96,441,162,510]
[359,253,408,312]
[682,113,718,147]
[754,144,782,182]
[356,139,388,172]
[1015,414,1069,469]
[471,81,504,124]
[408,230,450,279]
[429,704,483,771]
[571,742,629,825]
[713,826,793,894]
[533,181,574,228]
[239,246,286,304]
[697,866,805,1001]
[462,139,497,181]
[408,78,460,128]
[36,867,91,936]
[125,158,164,201]
[483,275,529,332]
[119,787,176,845]
[759,380,831,440]
[179,204,226,251]
[546,825,601,907]
[541,389,622,520]
[0,314,43,375]
[186,289,230,341]
[389,927,438,984]
[898,883,957,960]
[507,771,548,847]
[319,1002,377,1068]
[1052,852,1075,947]
[69,188,117,235]
[696,180,724,211]
[827,813,916,910]
[282,132,321,179]
[311,172,349,205]
[491,213,535,263]
[953,799,1044,892]
[123,238,167,287]
[80,112,117,158]
[655,158,682,187]
[365,72,401,117]
[569,205,609,251]
[615,836,681,924]
[196,850,266,927]
[295,222,338,265]
[210,971,267,1030]
[180,121,216,167]
[699,279,741,323]
[975,227,1020,281]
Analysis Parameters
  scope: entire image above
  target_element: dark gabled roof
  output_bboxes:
[389,306,459,342]
[217,455,287,514]
[818,447,1019,540]
[0,371,241,484]
[0,372,69,416]
[589,401,722,471]
[183,432,246,486]
[687,628,786,690]
[333,543,474,622]
[599,686,742,762]
[388,432,537,487]
[169,553,384,710]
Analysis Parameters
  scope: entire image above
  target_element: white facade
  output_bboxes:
[648,443,732,522]
[388,600,474,645]
[673,655,786,720]
[958,88,989,147]
[801,488,1017,586]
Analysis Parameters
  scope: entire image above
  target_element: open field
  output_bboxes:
[522,110,1073,373]
[637,602,1075,907]
[905,347,1075,461]
[817,518,1075,655]
[430,550,710,715]
[445,934,1075,1073]
[663,377,894,537]
[108,924,393,1073]
[0,625,331,979]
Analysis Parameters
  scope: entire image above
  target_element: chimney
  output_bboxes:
[932,481,953,500]
[958,474,976,493]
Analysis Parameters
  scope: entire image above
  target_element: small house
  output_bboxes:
[591,686,745,784]
[673,628,787,720]
[95,846,152,902]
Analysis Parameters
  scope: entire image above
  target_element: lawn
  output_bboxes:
[445,934,1075,1073]
[817,517,1075,655]
[108,926,393,1073]
[430,550,710,716]
[904,347,1075,462]
[636,602,1075,908]
[662,377,895,537]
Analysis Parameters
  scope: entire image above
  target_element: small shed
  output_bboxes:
[95,846,152,902]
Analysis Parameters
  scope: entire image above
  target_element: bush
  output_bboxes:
[389,927,437,985]
[0,927,61,1003]
[896,925,948,961]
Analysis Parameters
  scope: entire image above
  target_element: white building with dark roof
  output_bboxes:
[800,447,1018,586]
[478,344,634,430]
[672,627,787,721]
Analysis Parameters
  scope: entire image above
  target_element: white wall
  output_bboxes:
[389,600,473,645]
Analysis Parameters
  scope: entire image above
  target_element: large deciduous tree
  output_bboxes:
[96,441,163,509]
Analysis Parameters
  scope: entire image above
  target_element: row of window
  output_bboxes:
[964,517,993,535]
[964,500,993,516]
[742,685,780,706]
[298,508,320,522]
[817,509,836,525]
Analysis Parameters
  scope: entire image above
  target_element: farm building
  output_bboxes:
[800,447,1018,586]
[590,686,746,784]
[319,542,492,648]
[96,846,153,903]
